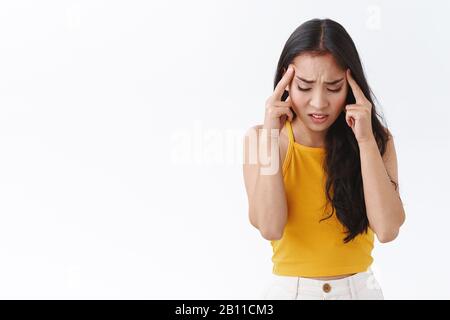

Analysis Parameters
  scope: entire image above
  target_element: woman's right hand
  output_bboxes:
[263,64,295,131]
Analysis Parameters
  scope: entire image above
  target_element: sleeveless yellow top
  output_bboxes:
[270,120,374,277]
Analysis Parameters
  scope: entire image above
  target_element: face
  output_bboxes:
[286,53,348,132]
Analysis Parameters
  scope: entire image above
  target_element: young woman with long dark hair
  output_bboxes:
[243,18,405,300]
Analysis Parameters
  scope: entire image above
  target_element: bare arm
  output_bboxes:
[243,126,288,240]
[359,135,406,243]
[344,69,406,243]
[243,65,295,240]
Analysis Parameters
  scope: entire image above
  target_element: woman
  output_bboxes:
[243,18,406,300]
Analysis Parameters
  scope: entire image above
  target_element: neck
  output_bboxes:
[291,117,327,148]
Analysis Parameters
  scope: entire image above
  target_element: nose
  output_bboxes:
[310,88,329,110]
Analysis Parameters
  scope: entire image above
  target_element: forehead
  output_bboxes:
[292,53,344,78]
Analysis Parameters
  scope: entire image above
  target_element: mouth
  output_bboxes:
[308,113,329,123]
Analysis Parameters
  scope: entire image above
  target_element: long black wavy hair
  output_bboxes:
[274,18,398,243]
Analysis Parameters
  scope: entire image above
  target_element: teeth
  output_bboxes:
[311,114,326,118]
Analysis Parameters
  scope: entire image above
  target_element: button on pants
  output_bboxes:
[260,268,384,300]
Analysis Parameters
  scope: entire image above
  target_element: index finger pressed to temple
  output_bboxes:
[346,69,366,103]
[273,65,295,100]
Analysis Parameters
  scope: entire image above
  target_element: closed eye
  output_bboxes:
[298,86,342,93]
[297,86,311,92]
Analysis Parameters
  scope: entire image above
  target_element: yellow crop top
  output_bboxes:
[270,120,374,277]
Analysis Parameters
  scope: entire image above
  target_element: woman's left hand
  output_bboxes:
[344,69,375,144]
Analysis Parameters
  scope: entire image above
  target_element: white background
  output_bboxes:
[0,0,448,299]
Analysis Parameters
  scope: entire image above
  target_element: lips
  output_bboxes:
[309,113,328,119]
[308,113,329,124]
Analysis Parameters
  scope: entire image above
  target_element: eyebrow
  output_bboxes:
[296,76,344,85]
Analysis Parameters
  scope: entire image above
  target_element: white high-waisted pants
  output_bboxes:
[261,268,384,300]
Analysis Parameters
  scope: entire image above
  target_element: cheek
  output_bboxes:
[289,91,309,109]
[330,91,347,111]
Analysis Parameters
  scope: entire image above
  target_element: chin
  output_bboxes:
[309,125,331,133]
[312,125,330,130]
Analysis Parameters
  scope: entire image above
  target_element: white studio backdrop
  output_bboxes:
[0,0,448,299]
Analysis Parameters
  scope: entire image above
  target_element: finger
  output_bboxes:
[273,106,293,116]
[346,69,367,104]
[345,110,355,128]
[287,108,294,121]
[346,115,354,128]
[344,104,359,112]
[343,104,357,114]
[273,101,292,108]
[273,65,295,101]
[274,106,294,121]
[280,111,293,126]
[346,104,371,115]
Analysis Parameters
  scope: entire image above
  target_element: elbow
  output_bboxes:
[399,208,406,227]
[259,214,287,240]
[260,228,283,241]
[375,208,406,243]
[249,206,287,240]
[248,214,283,240]
[377,227,400,243]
